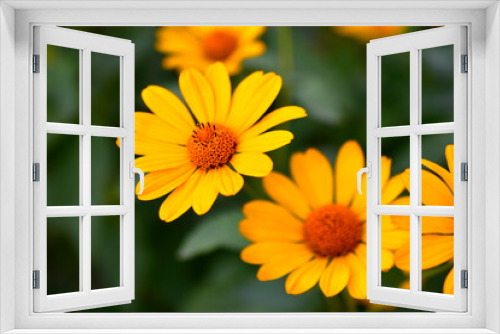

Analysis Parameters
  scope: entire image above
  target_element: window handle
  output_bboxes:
[130,162,145,195]
[357,162,372,195]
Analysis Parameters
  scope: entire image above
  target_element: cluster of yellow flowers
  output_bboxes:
[131,26,453,300]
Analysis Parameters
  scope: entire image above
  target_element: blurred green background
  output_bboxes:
[45,26,454,312]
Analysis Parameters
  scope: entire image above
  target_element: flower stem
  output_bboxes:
[277,26,294,106]
[341,289,358,312]
[272,26,295,173]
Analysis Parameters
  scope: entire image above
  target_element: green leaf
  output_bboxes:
[177,209,250,261]
[179,254,325,312]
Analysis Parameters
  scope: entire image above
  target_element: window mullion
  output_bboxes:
[81,47,92,294]
[409,47,421,294]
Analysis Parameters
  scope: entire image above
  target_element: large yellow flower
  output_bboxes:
[394,145,455,295]
[333,26,407,42]
[156,27,266,75]
[239,142,409,298]
[131,62,306,222]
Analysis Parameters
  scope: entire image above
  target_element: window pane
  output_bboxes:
[91,216,120,290]
[421,45,454,124]
[380,215,410,290]
[421,133,454,206]
[91,136,121,206]
[381,52,410,127]
[421,216,454,295]
[91,52,120,127]
[47,45,80,124]
[47,134,80,206]
[47,217,80,295]
[381,136,410,205]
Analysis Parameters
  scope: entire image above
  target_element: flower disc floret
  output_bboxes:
[203,31,239,61]
[187,123,237,170]
[303,204,363,257]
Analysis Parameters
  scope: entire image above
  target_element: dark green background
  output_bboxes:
[45,26,453,312]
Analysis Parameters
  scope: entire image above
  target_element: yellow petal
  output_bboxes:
[136,164,196,200]
[402,169,454,206]
[421,216,454,234]
[241,242,311,265]
[226,72,282,136]
[395,235,454,272]
[192,170,219,215]
[237,130,293,153]
[394,241,410,271]
[263,172,311,220]
[257,250,315,281]
[446,145,454,176]
[239,217,303,243]
[179,68,215,123]
[382,229,410,250]
[381,249,394,271]
[335,140,365,206]
[389,215,410,231]
[230,152,273,177]
[243,200,304,226]
[225,71,264,129]
[141,86,195,133]
[381,174,405,205]
[135,112,191,145]
[421,235,454,270]
[159,169,204,222]
[239,26,266,41]
[134,150,191,172]
[422,158,454,192]
[291,148,334,209]
[346,251,367,299]
[443,268,454,295]
[380,157,392,190]
[286,257,328,295]
[206,62,231,124]
[133,133,173,155]
[238,106,307,142]
[319,256,350,297]
[216,165,244,196]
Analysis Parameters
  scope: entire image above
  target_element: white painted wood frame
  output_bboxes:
[32,26,135,313]
[1,1,499,333]
[366,26,467,312]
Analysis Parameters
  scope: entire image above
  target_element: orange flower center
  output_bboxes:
[202,31,239,61]
[187,123,237,170]
[303,204,363,257]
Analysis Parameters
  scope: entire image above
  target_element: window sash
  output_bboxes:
[32,25,135,313]
[366,26,468,312]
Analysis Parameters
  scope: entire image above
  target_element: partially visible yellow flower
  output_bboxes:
[394,145,455,294]
[155,27,266,75]
[239,142,409,298]
[334,26,407,42]
[129,62,306,222]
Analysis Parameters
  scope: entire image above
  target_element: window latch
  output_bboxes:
[130,162,144,195]
[357,162,372,195]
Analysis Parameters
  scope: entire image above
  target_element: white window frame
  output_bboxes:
[366,26,468,312]
[1,1,499,333]
[33,25,136,313]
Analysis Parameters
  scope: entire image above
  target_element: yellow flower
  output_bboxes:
[155,27,266,75]
[239,142,409,298]
[333,26,407,42]
[394,145,455,294]
[131,62,306,223]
